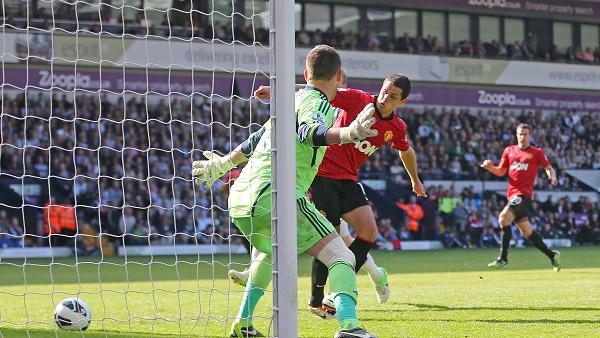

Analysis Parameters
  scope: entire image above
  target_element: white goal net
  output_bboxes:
[0,0,296,336]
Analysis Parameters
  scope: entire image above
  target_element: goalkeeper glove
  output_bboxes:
[192,151,236,189]
[339,103,378,144]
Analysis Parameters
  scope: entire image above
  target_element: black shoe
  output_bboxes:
[551,250,561,272]
[230,323,264,337]
[334,327,377,338]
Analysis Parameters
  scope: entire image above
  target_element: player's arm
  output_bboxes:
[254,85,369,113]
[480,160,508,176]
[481,148,509,177]
[538,149,558,186]
[254,85,304,100]
[393,123,425,197]
[399,147,426,197]
[544,165,558,186]
[298,101,378,146]
[192,126,265,187]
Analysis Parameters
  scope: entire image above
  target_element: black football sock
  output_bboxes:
[349,237,374,272]
[500,226,512,261]
[310,257,329,307]
[527,231,555,259]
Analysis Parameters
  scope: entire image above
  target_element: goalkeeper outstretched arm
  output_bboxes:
[256,85,377,146]
[192,126,265,188]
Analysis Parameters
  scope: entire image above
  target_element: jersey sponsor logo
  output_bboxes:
[354,140,378,156]
[510,162,529,171]
[509,196,522,206]
[384,130,393,142]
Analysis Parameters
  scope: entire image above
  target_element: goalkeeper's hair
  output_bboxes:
[385,73,412,99]
[306,44,341,81]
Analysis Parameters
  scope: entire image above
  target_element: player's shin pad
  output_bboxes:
[328,262,358,304]
[235,253,272,327]
[317,237,358,303]
[249,252,272,289]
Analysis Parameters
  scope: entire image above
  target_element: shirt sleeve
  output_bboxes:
[330,88,372,115]
[499,148,510,169]
[538,148,551,168]
[239,125,267,157]
[296,95,331,147]
[391,119,410,151]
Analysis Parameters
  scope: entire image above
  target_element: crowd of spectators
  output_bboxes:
[0,91,598,252]
[362,107,599,190]
[371,185,600,250]
[449,37,600,65]
[0,91,269,251]
[3,4,600,65]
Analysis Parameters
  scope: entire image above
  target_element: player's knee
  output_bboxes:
[355,223,378,242]
[518,223,532,237]
[317,236,356,269]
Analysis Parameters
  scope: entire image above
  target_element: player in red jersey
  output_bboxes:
[306,73,425,316]
[480,123,561,271]
[230,73,426,318]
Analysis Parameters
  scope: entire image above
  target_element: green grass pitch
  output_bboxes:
[0,247,599,337]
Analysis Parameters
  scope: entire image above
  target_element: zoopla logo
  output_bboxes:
[477,90,517,107]
[468,0,507,9]
[38,70,91,90]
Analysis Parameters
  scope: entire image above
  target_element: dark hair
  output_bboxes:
[306,45,341,81]
[385,74,411,99]
[516,123,531,131]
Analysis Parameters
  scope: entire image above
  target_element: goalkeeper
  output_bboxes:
[193,45,378,338]
[231,71,425,316]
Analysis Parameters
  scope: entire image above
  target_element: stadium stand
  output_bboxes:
[1,92,598,251]
[2,4,599,65]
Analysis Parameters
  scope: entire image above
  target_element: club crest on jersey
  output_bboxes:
[526,153,533,160]
[311,113,325,124]
[510,162,529,171]
[384,130,393,142]
[354,140,378,156]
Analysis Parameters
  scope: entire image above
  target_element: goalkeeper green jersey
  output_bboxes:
[229,87,335,218]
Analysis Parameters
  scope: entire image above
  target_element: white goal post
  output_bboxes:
[270,1,297,337]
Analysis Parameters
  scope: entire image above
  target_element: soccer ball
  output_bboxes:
[54,298,92,331]
[322,293,337,318]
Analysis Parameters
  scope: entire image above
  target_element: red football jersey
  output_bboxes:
[499,145,551,199]
[317,88,410,182]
